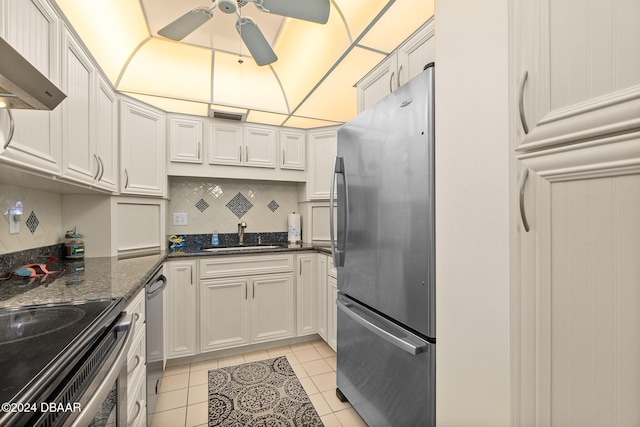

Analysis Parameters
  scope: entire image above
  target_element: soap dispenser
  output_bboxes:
[212,230,220,246]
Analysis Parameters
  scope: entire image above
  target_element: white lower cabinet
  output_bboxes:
[251,274,294,343]
[125,288,147,427]
[166,260,197,358]
[316,254,328,340]
[200,278,251,352]
[327,275,338,351]
[296,254,317,336]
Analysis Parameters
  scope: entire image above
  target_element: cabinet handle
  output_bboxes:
[252,282,255,299]
[245,146,249,162]
[299,259,302,275]
[197,142,201,160]
[238,145,242,162]
[389,71,395,93]
[519,168,530,232]
[2,108,15,150]
[397,65,403,87]
[124,169,129,189]
[190,267,194,285]
[98,156,105,181]
[93,154,101,180]
[127,400,144,426]
[245,283,247,300]
[518,71,530,135]
[127,355,141,374]
[282,149,285,166]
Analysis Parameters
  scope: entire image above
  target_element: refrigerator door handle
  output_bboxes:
[330,156,347,267]
[337,298,428,356]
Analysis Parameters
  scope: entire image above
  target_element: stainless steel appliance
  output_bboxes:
[145,265,167,415]
[0,299,136,426]
[330,64,435,427]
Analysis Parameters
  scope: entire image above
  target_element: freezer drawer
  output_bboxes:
[336,295,435,427]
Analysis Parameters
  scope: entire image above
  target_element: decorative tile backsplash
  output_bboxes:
[168,178,299,235]
[0,185,64,254]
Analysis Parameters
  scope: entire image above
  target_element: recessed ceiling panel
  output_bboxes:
[284,116,342,129]
[56,0,149,83]
[246,111,288,126]
[332,0,390,42]
[118,38,213,102]
[272,11,350,110]
[212,51,288,113]
[123,92,209,116]
[294,46,385,123]
[359,0,435,52]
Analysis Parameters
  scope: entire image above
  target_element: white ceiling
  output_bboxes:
[55,0,435,128]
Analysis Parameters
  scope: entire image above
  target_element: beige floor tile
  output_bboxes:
[187,384,209,405]
[290,341,315,352]
[298,376,320,396]
[308,393,333,417]
[266,344,292,356]
[158,372,189,393]
[217,353,245,368]
[302,359,332,376]
[290,363,309,379]
[313,341,336,358]
[154,388,189,413]
[185,402,208,427]
[334,407,368,427]
[189,369,209,387]
[243,349,270,362]
[324,356,337,371]
[310,372,336,392]
[190,358,218,372]
[322,389,351,412]
[294,348,323,363]
[319,413,343,427]
[164,364,191,377]
[282,352,300,365]
[148,406,186,427]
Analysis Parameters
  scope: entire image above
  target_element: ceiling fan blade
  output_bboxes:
[260,0,330,24]
[235,17,278,66]
[158,7,214,40]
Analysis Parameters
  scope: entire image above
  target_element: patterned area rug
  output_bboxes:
[208,356,324,427]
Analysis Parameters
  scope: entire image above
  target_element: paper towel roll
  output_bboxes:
[288,213,301,243]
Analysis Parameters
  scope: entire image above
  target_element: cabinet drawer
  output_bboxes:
[126,287,146,326]
[200,254,294,278]
[127,365,147,427]
[328,256,337,279]
[127,328,146,381]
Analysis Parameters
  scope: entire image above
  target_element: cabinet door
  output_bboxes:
[515,0,640,152]
[316,254,328,340]
[201,278,250,352]
[397,18,434,86]
[296,254,317,336]
[327,275,338,351]
[61,28,95,185]
[208,122,243,166]
[169,116,203,164]
[166,261,197,358]
[94,76,118,191]
[0,0,62,175]
[306,128,337,200]
[120,98,166,196]
[280,129,306,170]
[357,53,398,113]
[244,125,276,168]
[250,274,294,343]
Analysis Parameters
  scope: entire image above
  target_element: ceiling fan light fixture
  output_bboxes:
[218,0,238,14]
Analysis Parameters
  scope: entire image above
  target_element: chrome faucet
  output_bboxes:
[238,221,247,244]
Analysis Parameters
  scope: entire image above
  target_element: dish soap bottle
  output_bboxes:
[212,230,220,246]
[65,226,85,259]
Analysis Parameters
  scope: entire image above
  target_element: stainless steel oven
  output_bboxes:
[0,299,136,427]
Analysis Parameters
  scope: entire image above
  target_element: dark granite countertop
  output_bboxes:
[166,242,319,258]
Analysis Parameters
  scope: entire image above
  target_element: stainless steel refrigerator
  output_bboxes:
[330,64,435,427]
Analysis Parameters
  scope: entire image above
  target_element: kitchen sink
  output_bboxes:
[200,245,284,252]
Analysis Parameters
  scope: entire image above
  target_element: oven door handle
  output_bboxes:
[70,312,136,427]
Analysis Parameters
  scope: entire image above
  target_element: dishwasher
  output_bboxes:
[145,265,166,415]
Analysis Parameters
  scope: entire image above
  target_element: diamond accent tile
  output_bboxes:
[195,199,209,212]
[26,211,39,234]
[226,192,253,219]
[209,185,224,199]
[267,200,279,212]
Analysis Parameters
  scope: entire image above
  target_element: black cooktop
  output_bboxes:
[0,299,121,404]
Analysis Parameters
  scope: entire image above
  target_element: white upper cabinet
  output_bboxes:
[61,27,95,185]
[120,98,166,196]
[169,115,203,164]
[304,128,337,201]
[0,0,62,175]
[244,125,276,168]
[515,0,640,151]
[280,129,306,170]
[208,121,243,166]
[94,76,118,192]
[357,18,434,113]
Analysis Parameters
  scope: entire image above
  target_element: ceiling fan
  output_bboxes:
[158,0,330,66]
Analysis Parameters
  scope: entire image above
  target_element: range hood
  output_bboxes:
[0,37,66,110]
